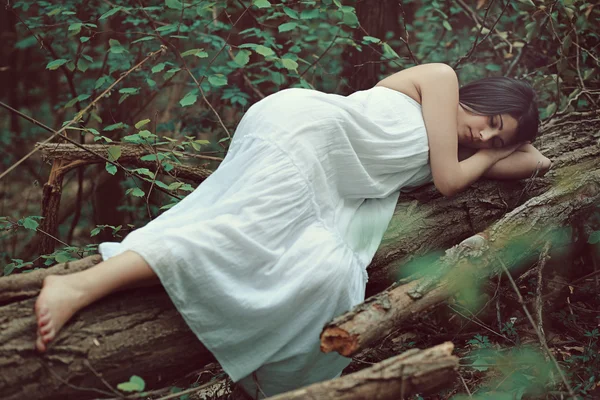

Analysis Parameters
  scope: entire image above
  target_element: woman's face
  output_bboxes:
[457,104,519,149]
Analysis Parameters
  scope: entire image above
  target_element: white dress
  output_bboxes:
[99,86,431,398]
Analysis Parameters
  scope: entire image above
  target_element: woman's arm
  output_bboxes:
[459,144,551,179]
[377,63,518,196]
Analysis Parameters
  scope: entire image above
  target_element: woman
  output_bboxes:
[34,63,550,398]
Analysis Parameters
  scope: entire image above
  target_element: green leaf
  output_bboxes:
[119,87,140,94]
[163,67,181,80]
[77,58,89,72]
[442,20,452,31]
[363,36,380,44]
[95,76,109,89]
[278,22,297,33]
[471,357,490,372]
[588,231,600,244]
[281,58,298,71]
[131,168,155,178]
[301,9,320,20]
[4,263,16,276]
[234,50,251,66]
[152,62,167,73]
[64,94,91,108]
[252,0,271,8]
[22,217,39,231]
[104,122,127,131]
[126,188,146,198]
[518,0,536,11]
[46,59,69,70]
[107,146,121,162]
[485,64,502,72]
[55,253,71,263]
[181,48,209,58]
[135,119,151,129]
[179,91,198,107]
[208,74,227,87]
[48,7,63,16]
[90,227,102,237]
[255,45,275,57]
[132,36,155,44]
[544,103,557,119]
[156,23,178,32]
[109,39,127,54]
[117,375,146,393]
[99,7,122,20]
[68,22,82,35]
[283,7,299,19]
[80,36,90,43]
[146,77,156,88]
[105,162,117,175]
[165,0,184,10]
[341,10,358,27]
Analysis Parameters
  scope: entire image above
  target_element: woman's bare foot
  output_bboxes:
[35,275,88,352]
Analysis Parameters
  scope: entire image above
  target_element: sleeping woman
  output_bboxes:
[34,63,550,398]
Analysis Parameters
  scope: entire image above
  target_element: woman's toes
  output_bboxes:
[36,336,46,353]
[38,313,51,328]
[39,322,53,335]
[42,328,55,343]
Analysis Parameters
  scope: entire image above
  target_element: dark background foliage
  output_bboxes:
[0,0,598,398]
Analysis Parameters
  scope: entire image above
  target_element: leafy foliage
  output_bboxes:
[0,0,599,398]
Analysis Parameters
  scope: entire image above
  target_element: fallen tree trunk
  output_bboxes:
[367,115,600,293]
[0,116,597,399]
[0,256,213,400]
[320,160,600,356]
[35,117,600,294]
[267,342,457,400]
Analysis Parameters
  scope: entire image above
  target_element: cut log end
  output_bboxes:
[320,326,358,356]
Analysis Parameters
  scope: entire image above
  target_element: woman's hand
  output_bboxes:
[481,143,551,179]
[478,142,524,163]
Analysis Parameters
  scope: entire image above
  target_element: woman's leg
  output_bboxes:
[35,250,158,352]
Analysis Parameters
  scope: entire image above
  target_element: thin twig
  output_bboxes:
[459,372,473,397]
[455,0,510,69]
[299,27,342,79]
[83,360,124,398]
[40,359,116,397]
[535,242,552,351]
[495,254,576,398]
[449,304,515,344]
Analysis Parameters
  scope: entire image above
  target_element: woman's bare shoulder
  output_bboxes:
[375,63,457,105]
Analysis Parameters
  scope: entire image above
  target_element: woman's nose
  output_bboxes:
[479,128,495,142]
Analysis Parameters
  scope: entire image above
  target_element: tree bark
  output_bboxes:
[0,115,597,399]
[0,256,213,400]
[37,142,213,183]
[266,342,457,400]
[320,158,600,356]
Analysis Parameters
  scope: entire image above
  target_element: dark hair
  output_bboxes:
[459,77,539,143]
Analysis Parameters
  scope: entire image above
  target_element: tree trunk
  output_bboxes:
[320,157,600,356]
[0,115,597,399]
[341,0,403,94]
[0,256,213,400]
[267,342,457,400]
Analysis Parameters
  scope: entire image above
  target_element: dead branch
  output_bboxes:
[37,143,212,183]
[267,342,457,400]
